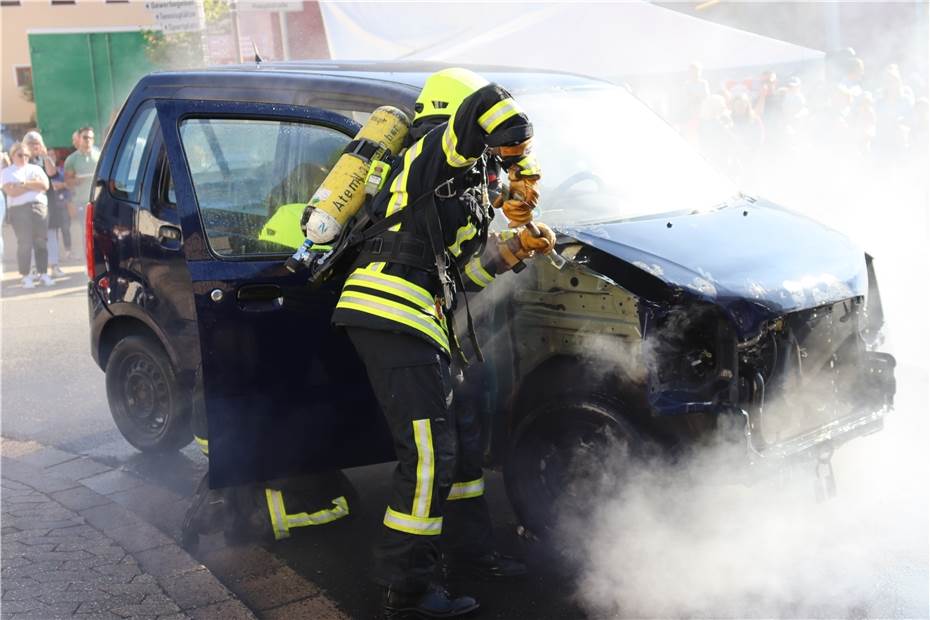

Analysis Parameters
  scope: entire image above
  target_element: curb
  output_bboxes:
[1,438,348,620]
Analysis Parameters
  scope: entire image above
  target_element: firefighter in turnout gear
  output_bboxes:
[332,68,555,618]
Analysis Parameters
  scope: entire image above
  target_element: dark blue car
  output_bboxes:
[87,61,896,533]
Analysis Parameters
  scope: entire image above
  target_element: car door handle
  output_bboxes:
[158,225,182,250]
[237,284,284,311]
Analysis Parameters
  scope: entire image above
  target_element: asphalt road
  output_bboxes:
[2,251,928,619]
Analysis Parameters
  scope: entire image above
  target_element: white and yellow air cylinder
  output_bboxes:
[303,106,410,244]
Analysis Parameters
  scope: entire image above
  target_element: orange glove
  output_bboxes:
[518,223,555,257]
[502,198,534,227]
[499,164,540,227]
[499,223,556,268]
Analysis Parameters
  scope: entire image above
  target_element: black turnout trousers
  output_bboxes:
[347,326,494,593]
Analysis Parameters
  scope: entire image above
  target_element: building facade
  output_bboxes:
[1,0,328,147]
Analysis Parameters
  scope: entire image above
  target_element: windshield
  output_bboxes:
[517,85,738,226]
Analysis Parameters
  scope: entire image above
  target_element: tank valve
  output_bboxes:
[285,240,333,274]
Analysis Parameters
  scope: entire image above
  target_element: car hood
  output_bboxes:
[560,198,869,339]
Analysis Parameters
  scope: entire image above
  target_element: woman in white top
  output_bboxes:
[25,131,66,277]
[1,142,51,288]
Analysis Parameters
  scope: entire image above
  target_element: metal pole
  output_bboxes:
[231,6,243,63]
[198,2,209,67]
[278,10,290,60]
[104,33,115,112]
[86,34,101,131]
[823,2,842,52]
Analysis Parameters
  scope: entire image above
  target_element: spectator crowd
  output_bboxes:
[673,54,927,185]
[1,126,99,289]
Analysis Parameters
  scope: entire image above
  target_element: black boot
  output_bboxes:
[181,473,238,549]
[382,584,479,619]
[444,551,527,581]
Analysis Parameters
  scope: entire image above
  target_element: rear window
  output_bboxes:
[179,118,350,257]
[112,105,157,202]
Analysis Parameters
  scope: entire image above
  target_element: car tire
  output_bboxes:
[105,334,193,452]
[503,395,647,538]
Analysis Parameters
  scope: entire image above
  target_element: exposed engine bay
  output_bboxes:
[496,228,896,468]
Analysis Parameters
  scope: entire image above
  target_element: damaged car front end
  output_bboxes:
[494,84,897,534]
[560,197,896,462]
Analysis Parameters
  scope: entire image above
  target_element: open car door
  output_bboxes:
[155,99,393,487]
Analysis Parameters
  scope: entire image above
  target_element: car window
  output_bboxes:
[178,118,350,258]
[155,149,176,207]
[166,170,176,205]
[112,105,157,202]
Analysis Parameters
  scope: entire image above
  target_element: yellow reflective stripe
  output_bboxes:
[385,193,405,237]
[286,496,350,528]
[339,290,447,335]
[337,291,449,353]
[447,477,485,501]
[412,419,435,518]
[383,507,442,536]
[517,154,541,177]
[465,258,494,288]
[442,121,476,168]
[346,270,436,313]
[386,140,424,233]
[448,222,478,257]
[194,435,209,456]
[265,489,290,540]
[390,140,423,194]
[478,98,523,134]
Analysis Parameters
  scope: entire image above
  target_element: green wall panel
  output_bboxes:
[29,31,155,148]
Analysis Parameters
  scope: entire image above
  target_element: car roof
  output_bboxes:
[225,59,602,85]
[143,59,609,97]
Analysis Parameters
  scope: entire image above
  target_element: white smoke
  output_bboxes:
[564,380,928,618]
[553,10,929,620]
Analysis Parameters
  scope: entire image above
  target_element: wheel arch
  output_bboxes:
[98,313,176,374]
[491,354,644,464]
[511,353,642,427]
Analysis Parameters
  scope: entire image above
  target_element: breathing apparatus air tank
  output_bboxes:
[303,106,410,244]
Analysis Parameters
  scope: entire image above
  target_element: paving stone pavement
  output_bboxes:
[1,439,350,620]
[1,444,256,619]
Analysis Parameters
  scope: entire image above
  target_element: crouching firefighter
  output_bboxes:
[329,68,556,619]
[181,386,357,548]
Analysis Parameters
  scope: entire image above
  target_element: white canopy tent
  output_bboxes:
[319,1,824,78]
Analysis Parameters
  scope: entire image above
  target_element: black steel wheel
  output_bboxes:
[503,396,646,537]
[105,335,193,452]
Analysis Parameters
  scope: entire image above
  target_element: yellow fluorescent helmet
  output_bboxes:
[413,68,489,123]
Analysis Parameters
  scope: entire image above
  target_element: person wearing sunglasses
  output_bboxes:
[1,142,52,288]
[64,125,100,215]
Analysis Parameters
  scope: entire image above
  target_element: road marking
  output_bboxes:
[0,284,86,302]
[2,265,86,279]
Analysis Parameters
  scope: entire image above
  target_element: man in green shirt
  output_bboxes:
[64,126,100,204]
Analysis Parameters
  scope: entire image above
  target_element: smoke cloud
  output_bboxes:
[549,10,930,617]
[561,380,928,618]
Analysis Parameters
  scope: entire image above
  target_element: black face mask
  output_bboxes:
[406,116,447,146]
[486,155,503,206]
